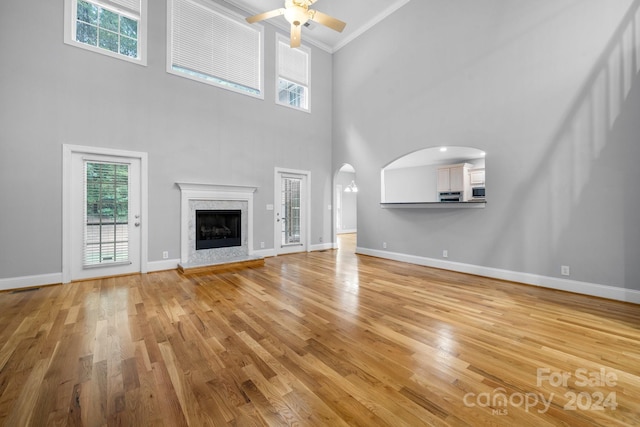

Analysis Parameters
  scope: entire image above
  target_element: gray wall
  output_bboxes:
[0,0,334,278]
[333,0,640,290]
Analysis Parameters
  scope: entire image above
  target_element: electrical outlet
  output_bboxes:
[162,251,169,259]
[319,237,323,243]
[383,242,387,249]
[260,242,265,249]
[561,265,570,276]
[443,250,448,258]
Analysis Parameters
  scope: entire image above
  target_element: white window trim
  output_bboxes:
[275,34,311,113]
[166,0,265,99]
[64,0,148,66]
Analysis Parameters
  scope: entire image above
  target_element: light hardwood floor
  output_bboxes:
[1,234,638,426]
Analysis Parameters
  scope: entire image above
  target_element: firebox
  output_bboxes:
[195,210,241,250]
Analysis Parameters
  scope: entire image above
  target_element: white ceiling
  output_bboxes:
[224,0,411,52]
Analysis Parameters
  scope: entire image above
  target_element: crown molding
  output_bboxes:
[223,0,411,53]
[332,0,410,52]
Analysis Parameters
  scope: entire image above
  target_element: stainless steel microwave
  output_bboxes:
[472,187,485,198]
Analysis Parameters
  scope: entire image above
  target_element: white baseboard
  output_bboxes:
[356,247,640,304]
[310,242,334,252]
[0,273,63,292]
[0,259,181,291]
[147,259,180,272]
[6,250,637,304]
[252,248,276,258]
[252,244,332,257]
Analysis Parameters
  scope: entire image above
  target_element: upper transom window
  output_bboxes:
[276,35,310,111]
[64,0,147,65]
[167,0,264,98]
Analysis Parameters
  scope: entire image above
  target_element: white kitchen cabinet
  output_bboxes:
[470,168,485,185]
[449,165,466,191]
[437,168,451,192]
[437,163,472,198]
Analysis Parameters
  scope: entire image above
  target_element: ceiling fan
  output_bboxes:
[246,0,346,48]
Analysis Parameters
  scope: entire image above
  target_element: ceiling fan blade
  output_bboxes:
[290,23,301,48]
[246,8,285,24]
[309,9,346,32]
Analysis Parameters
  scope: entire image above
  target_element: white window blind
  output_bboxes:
[278,40,309,86]
[276,36,309,110]
[100,0,141,16]
[169,0,263,96]
[281,177,302,245]
[83,161,131,267]
[97,0,142,18]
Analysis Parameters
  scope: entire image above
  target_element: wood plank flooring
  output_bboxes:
[1,234,639,426]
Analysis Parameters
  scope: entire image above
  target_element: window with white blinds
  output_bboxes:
[84,161,131,267]
[168,0,264,98]
[64,0,147,65]
[281,177,302,245]
[101,0,141,15]
[277,36,310,111]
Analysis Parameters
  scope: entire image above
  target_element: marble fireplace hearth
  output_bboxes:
[176,183,263,273]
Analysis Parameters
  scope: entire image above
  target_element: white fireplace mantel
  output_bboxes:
[176,182,257,197]
[176,183,257,265]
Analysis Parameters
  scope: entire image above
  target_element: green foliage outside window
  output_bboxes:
[75,0,138,58]
[86,162,129,224]
[85,162,130,265]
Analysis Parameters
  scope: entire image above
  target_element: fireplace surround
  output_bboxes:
[176,183,259,270]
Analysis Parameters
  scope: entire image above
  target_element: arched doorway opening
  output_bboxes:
[334,164,357,253]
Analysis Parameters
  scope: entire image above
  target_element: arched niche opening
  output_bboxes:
[381,146,486,204]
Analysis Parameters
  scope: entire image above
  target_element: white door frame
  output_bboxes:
[335,184,343,233]
[62,144,148,283]
[274,167,310,255]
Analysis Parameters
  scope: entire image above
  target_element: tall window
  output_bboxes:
[277,36,310,111]
[281,177,302,245]
[64,0,147,65]
[167,0,264,98]
[84,161,130,266]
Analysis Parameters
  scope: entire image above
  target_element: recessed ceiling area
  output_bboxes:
[385,147,486,170]
[225,0,411,52]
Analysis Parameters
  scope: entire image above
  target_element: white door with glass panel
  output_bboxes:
[275,170,308,255]
[70,153,141,280]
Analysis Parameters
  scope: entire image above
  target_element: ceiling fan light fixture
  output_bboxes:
[246,0,345,48]
[284,5,310,27]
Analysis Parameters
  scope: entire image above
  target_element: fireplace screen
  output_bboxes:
[195,210,241,250]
